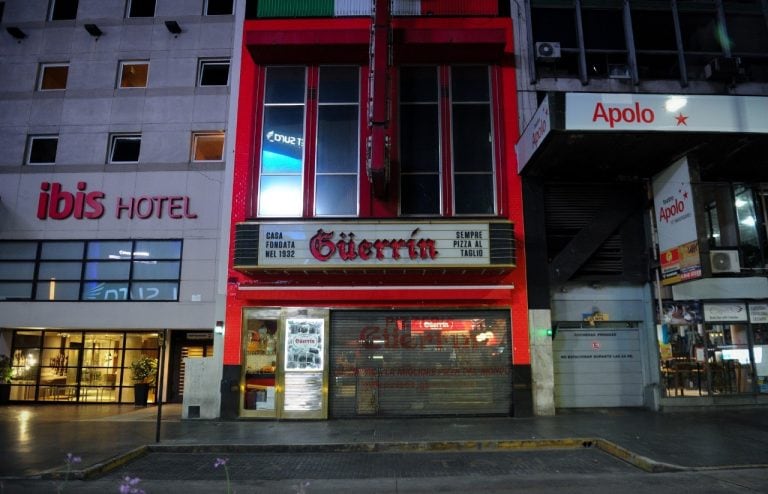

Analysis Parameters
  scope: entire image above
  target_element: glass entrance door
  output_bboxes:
[704,324,756,394]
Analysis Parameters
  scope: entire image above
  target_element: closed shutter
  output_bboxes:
[330,309,512,417]
[334,0,371,16]
[257,0,334,17]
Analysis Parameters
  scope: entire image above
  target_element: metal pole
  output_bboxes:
[155,329,167,443]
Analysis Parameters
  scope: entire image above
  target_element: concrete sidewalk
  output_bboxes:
[2,404,767,479]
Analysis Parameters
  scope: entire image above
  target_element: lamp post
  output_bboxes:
[155,329,167,443]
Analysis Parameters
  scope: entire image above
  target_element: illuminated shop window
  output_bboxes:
[38,63,69,91]
[49,0,78,20]
[399,65,496,216]
[26,135,58,164]
[119,61,149,88]
[257,65,360,217]
[0,239,182,302]
[192,132,225,161]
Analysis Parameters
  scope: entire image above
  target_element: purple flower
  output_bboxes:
[119,476,145,494]
[65,453,82,465]
[214,457,229,469]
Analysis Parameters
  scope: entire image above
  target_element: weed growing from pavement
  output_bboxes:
[293,481,311,493]
[56,453,81,493]
[214,457,232,494]
[119,476,146,494]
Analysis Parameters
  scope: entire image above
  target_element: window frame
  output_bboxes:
[0,239,183,302]
[38,63,69,91]
[204,0,234,15]
[108,134,142,164]
[48,0,78,20]
[26,135,59,165]
[126,0,155,18]
[118,60,150,89]
[191,132,226,162]
[197,59,230,87]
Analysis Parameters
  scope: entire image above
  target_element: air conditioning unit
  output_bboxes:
[535,42,561,60]
[710,250,740,274]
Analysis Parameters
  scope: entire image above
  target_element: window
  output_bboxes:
[198,59,230,86]
[205,0,233,15]
[192,132,225,161]
[127,0,155,17]
[257,65,361,217]
[119,61,149,88]
[49,0,78,20]
[109,134,141,163]
[0,240,182,301]
[27,136,58,164]
[399,65,496,216]
[38,63,68,91]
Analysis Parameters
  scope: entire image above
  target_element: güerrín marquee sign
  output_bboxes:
[233,221,515,270]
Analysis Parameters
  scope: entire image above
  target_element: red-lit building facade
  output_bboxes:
[220,1,530,419]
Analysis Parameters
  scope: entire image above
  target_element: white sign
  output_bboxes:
[516,95,551,172]
[565,93,768,132]
[652,157,697,253]
[749,304,768,324]
[256,222,496,268]
[704,303,748,322]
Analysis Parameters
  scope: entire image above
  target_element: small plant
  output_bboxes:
[119,476,145,494]
[0,354,12,384]
[214,457,231,494]
[130,355,157,384]
[57,453,81,493]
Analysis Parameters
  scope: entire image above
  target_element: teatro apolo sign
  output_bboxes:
[234,221,516,270]
[36,181,197,220]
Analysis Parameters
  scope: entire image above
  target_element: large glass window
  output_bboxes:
[0,239,182,302]
[399,65,496,216]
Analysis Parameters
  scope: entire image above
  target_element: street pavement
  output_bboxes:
[1,404,767,493]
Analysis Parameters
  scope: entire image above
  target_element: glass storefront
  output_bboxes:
[8,329,160,403]
[659,301,767,397]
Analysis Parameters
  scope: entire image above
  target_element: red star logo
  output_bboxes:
[675,113,688,126]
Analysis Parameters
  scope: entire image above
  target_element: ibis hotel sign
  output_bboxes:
[234,221,515,270]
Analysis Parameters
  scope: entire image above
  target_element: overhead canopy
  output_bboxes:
[516,93,768,182]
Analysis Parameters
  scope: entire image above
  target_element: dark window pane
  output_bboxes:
[132,261,180,280]
[84,262,130,280]
[35,281,80,300]
[206,0,233,15]
[679,11,720,52]
[40,65,68,90]
[401,175,439,215]
[50,0,78,20]
[452,104,492,173]
[319,66,359,103]
[315,175,357,216]
[131,282,179,301]
[110,136,141,162]
[133,241,182,259]
[128,0,155,17]
[38,262,81,279]
[0,242,37,260]
[199,62,229,86]
[400,66,438,102]
[399,105,439,172]
[316,105,358,173]
[41,242,84,260]
[454,174,494,215]
[451,66,489,102]
[0,262,35,280]
[531,7,578,48]
[583,9,625,50]
[262,106,305,173]
[0,282,32,300]
[82,282,129,300]
[86,241,132,260]
[265,66,306,104]
[28,138,58,164]
[632,10,677,50]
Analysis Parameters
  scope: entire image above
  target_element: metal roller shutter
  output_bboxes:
[330,309,512,417]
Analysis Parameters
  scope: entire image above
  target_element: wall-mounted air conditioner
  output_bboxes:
[535,42,561,60]
[709,249,740,274]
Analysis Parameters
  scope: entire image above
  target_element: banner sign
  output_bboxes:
[703,303,748,322]
[516,95,551,173]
